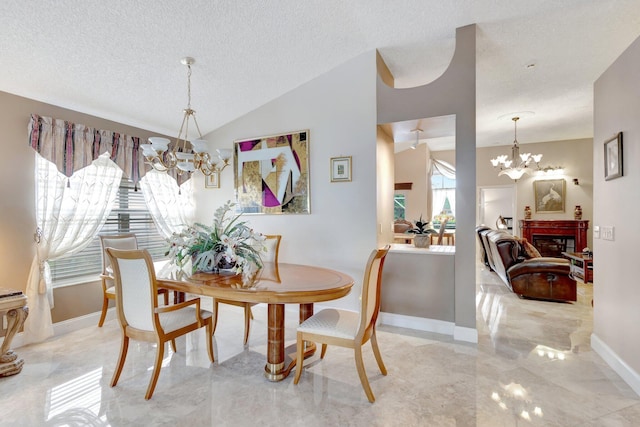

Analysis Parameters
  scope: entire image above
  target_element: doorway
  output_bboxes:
[478,186,516,233]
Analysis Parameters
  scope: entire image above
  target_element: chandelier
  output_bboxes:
[490,116,542,181]
[140,57,232,175]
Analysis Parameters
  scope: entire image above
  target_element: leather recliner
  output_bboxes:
[476,227,577,302]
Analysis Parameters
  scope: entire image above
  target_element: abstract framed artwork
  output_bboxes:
[204,171,220,188]
[234,130,310,214]
[330,156,352,182]
[604,132,623,181]
[533,178,565,213]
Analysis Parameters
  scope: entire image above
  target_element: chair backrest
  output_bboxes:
[259,235,282,282]
[100,233,138,275]
[263,235,282,264]
[106,248,156,332]
[358,246,390,339]
[437,219,449,245]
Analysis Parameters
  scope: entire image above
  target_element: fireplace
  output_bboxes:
[531,236,575,257]
[520,220,589,258]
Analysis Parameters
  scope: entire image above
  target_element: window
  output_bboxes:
[431,172,456,228]
[49,178,168,284]
[394,194,407,220]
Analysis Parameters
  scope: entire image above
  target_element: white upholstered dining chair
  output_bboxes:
[98,233,168,327]
[293,245,390,403]
[106,248,214,400]
[212,235,281,345]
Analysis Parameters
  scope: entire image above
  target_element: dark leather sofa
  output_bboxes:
[476,226,577,302]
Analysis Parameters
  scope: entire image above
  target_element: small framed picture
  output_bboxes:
[604,132,623,181]
[330,156,352,182]
[204,171,220,188]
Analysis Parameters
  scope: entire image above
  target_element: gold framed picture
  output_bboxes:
[204,171,220,188]
[330,156,352,182]
[234,129,310,214]
[533,178,565,213]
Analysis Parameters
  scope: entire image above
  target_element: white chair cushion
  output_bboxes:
[297,308,359,340]
[158,307,212,334]
[105,286,115,296]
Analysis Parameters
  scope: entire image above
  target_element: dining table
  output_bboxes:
[157,262,354,381]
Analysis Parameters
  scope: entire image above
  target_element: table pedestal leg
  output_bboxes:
[264,303,285,381]
[263,303,317,382]
[0,306,28,377]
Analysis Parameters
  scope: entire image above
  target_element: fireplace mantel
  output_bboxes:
[519,220,589,257]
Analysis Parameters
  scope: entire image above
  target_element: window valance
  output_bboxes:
[27,114,188,186]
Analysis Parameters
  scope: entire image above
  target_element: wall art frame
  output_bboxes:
[234,129,310,214]
[204,171,220,188]
[330,156,352,182]
[533,178,566,213]
[604,132,623,181]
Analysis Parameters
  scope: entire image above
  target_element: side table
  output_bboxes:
[561,252,593,283]
[0,290,28,377]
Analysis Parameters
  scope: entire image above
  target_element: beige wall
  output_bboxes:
[0,91,166,323]
[377,127,395,245]
[394,143,430,223]
[593,33,640,393]
[432,137,594,247]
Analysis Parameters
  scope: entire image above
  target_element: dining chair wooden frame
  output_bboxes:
[98,233,169,327]
[106,248,214,400]
[212,235,281,345]
[293,246,390,403]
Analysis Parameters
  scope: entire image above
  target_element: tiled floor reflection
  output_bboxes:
[1,263,639,426]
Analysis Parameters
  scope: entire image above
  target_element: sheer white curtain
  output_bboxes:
[139,169,195,239]
[23,152,122,344]
[429,158,456,222]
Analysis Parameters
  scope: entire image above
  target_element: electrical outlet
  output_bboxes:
[601,226,615,241]
[593,225,600,239]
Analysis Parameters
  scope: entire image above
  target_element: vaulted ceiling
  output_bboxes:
[1,1,639,151]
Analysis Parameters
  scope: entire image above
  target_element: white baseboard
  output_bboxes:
[53,309,116,337]
[454,326,478,343]
[3,308,116,350]
[591,333,640,397]
[379,312,455,335]
[379,312,478,344]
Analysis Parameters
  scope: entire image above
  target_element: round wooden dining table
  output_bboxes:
[157,263,354,381]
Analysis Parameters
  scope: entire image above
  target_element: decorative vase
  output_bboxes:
[192,252,236,273]
[524,206,532,220]
[574,205,582,220]
[413,234,431,248]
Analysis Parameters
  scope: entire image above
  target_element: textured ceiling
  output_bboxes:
[1,0,639,151]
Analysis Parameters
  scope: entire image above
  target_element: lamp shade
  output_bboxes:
[217,148,233,161]
[191,139,209,154]
[148,137,170,152]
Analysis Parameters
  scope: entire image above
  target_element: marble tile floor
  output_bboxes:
[1,264,639,426]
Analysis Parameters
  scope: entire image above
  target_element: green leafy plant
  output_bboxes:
[407,215,437,235]
[167,200,266,283]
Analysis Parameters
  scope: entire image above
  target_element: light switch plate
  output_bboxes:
[601,226,615,241]
[593,225,600,239]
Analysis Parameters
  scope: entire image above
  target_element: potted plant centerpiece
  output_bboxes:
[167,200,266,284]
[407,215,437,248]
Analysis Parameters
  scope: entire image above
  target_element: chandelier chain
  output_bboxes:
[186,63,192,111]
[140,57,232,176]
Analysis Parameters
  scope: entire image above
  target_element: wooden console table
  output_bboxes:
[520,220,589,257]
[562,252,593,283]
[0,290,28,377]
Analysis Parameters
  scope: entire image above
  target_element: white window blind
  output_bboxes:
[49,178,168,284]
